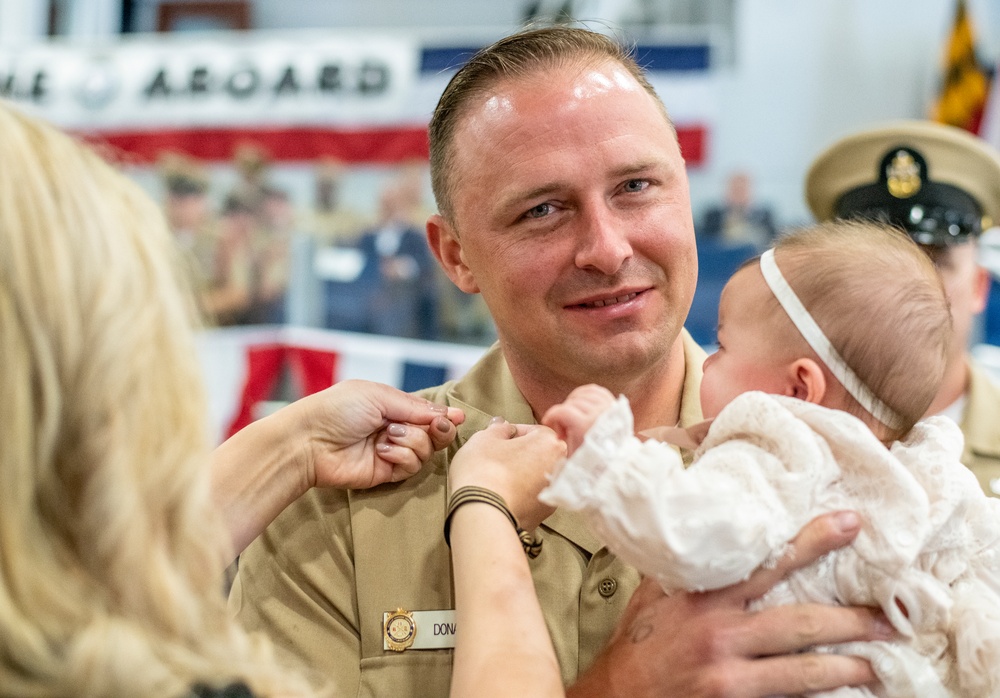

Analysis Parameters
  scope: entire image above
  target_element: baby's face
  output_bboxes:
[700,266,794,419]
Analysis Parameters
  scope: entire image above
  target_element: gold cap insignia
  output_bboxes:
[383,608,416,652]
[885,149,922,199]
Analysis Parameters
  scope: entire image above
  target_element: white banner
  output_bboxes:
[0,31,419,129]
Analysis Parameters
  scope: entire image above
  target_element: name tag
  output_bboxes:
[383,608,457,651]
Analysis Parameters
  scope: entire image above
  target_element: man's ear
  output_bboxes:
[426,214,480,293]
[972,264,991,315]
[788,358,827,405]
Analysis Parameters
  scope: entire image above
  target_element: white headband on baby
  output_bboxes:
[759,248,905,431]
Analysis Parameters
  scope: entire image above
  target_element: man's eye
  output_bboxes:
[525,203,553,219]
[623,179,648,193]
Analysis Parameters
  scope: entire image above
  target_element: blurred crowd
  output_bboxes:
[159,147,495,344]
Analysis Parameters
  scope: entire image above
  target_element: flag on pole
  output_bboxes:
[930,0,991,133]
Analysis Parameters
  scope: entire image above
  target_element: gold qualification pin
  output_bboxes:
[383,608,416,652]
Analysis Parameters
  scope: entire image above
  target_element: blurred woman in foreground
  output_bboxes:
[0,102,467,697]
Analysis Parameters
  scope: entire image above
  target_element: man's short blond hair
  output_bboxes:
[428,26,673,222]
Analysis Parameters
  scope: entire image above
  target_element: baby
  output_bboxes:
[541,220,1000,697]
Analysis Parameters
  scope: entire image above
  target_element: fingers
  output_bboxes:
[541,384,614,453]
[730,604,894,657]
[350,379,465,430]
[731,511,863,602]
[429,414,458,450]
[730,652,876,697]
[489,414,519,438]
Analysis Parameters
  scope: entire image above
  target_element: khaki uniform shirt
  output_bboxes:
[230,332,706,696]
[961,361,1000,497]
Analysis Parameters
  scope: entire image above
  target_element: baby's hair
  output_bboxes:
[772,220,952,440]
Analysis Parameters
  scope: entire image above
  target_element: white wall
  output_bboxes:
[690,0,1000,224]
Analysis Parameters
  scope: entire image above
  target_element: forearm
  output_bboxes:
[449,503,564,698]
[209,405,311,556]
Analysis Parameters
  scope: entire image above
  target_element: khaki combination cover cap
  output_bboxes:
[806,120,1000,230]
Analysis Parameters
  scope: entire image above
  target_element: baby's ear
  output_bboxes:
[789,358,827,405]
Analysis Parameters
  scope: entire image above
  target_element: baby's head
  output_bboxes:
[701,219,952,441]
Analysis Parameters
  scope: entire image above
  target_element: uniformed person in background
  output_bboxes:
[160,152,218,314]
[204,192,256,326]
[302,157,368,245]
[806,120,1000,496]
[249,185,294,324]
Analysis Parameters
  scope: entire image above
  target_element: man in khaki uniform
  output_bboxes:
[231,27,885,698]
[806,121,1000,496]
[160,154,219,313]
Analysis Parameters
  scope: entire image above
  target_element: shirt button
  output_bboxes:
[598,578,618,598]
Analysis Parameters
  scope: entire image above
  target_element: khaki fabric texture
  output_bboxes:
[230,331,706,697]
[961,361,1000,498]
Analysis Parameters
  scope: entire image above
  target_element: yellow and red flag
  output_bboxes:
[930,0,991,133]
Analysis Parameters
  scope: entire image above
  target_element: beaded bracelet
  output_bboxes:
[444,485,543,559]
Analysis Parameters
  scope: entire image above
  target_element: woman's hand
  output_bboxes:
[293,379,465,490]
[212,379,464,556]
[449,417,566,531]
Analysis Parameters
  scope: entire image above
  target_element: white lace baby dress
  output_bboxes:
[540,391,1000,697]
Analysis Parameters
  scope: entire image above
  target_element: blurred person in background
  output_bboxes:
[247,185,295,324]
[160,152,218,315]
[228,143,272,216]
[699,170,777,248]
[302,158,367,246]
[807,120,1000,496]
[352,171,440,339]
[203,192,256,326]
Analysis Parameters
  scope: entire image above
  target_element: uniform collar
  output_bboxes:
[963,361,1000,458]
[443,331,706,555]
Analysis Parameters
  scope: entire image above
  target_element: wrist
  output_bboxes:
[277,395,325,492]
[444,485,542,559]
[254,401,315,496]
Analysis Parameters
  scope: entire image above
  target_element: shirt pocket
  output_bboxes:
[357,650,453,698]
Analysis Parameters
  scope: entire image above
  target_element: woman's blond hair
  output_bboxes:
[0,103,322,697]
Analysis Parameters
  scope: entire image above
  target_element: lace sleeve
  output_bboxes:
[540,393,835,592]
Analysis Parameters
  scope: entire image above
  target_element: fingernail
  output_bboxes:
[388,424,407,437]
[873,615,895,640]
[834,511,860,533]
[427,402,447,414]
[434,418,452,433]
[376,442,392,454]
[489,415,506,426]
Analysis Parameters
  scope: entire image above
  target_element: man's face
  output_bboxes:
[700,266,794,419]
[431,60,697,390]
[166,193,208,232]
[925,242,990,357]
